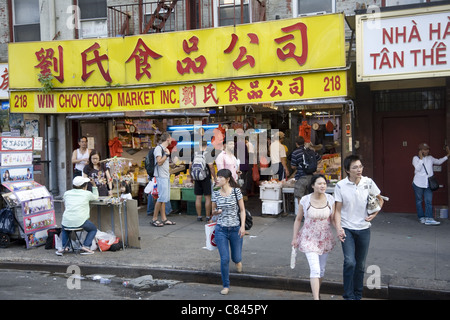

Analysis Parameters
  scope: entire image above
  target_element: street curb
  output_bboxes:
[1,262,449,300]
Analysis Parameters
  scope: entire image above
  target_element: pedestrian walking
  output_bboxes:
[412,142,450,226]
[211,169,246,295]
[189,141,216,222]
[334,155,384,300]
[290,136,321,210]
[291,174,336,300]
[151,132,176,227]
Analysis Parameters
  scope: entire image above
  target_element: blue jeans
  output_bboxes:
[412,182,433,219]
[147,195,172,215]
[61,220,97,249]
[341,227,371,300]
[215,224,243,288]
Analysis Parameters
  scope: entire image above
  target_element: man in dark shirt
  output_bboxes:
[290,136,321,207]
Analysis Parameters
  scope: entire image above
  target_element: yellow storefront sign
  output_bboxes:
[10,71,347,113]
[8,14,345,90]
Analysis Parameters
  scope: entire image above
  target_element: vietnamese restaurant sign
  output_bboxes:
[356,5,450,82]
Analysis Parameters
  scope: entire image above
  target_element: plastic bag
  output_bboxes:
[290,246,297,269]
[204,222,217,251]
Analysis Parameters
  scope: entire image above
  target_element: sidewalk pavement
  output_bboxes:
[0,197,449,300]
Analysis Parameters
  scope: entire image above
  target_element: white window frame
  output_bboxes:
[78,0,108,39]
[12,0,41,42]
[213,0,252,28]
[293,0,336,18]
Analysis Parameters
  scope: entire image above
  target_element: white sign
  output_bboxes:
[356,6,450,82]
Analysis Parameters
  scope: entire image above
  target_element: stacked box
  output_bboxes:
[260,184,282,215]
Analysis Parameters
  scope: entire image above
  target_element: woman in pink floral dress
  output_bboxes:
[291,174,336,300]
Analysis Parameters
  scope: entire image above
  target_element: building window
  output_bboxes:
[296,0,335,16]
[13,0,40,42]
[374,88,445,112]
[384,0,426,7]
[78,0,107,39]
[217,0,250,26]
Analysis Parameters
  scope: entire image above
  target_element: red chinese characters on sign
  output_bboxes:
[224,33,259,70]
[126,38,163,81]
[203,84,219,104]
[177,36,207,75]
[274,22,308,66]
[81,42,112,82]
[247,80,263,100]
[34,46,64,82]
[225,81,243,102]
[0,67,8,90]
[181,85,197,107]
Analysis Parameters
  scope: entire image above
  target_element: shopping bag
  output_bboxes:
[204,222,217,251]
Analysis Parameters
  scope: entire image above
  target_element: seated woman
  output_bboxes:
[56,176,99,255]
[83,150,113,197]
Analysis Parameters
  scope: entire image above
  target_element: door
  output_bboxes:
[80,121,108,160]
[381,115,446,212]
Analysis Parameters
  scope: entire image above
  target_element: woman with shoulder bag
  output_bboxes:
[412,143,450,226]
[211,169,246,295]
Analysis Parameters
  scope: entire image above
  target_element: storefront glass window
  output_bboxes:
[374,88,444,112]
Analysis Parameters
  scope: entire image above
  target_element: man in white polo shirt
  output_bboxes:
[334,155,384,300]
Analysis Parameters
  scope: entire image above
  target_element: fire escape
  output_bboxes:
[143,0,178,33]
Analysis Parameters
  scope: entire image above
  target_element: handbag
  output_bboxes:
[234,188,253,230]
[423,164,439,192]
[204,222,217,251]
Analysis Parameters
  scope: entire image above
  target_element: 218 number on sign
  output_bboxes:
[324,75,341,92]
[14,95,28,108]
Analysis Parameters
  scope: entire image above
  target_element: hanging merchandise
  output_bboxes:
[299,120,312,143]
[108,137,123,157]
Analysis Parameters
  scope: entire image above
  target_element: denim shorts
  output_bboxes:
[155,177,170,203]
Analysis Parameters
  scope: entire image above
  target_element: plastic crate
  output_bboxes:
[262,200,283,215]
[181,188,204,202]
[259,185,282,200]
[170,187,181,200]
[187,201,206,216]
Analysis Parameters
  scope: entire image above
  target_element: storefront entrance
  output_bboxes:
[374,107,446,213]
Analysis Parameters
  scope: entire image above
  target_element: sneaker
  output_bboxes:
[424,218,440,226]
[419,218,426,224]
[55,250,64,256]
[197,216,203,222]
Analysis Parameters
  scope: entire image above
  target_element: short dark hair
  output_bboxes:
[295,136,305,146]
[343,155,361,174]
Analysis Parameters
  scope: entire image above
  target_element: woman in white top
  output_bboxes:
[291,174,336,300]
[412,142,450,226]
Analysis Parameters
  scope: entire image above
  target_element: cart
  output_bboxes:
[0,206,25,248]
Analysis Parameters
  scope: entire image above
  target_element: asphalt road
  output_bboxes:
[0,268,341,301]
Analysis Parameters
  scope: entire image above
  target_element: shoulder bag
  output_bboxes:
[423,164,439,192]
[234,188,253,230]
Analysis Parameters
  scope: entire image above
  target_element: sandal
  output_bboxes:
[151,220,164,227]
[80,246,94,255]
[162,219,176,225]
